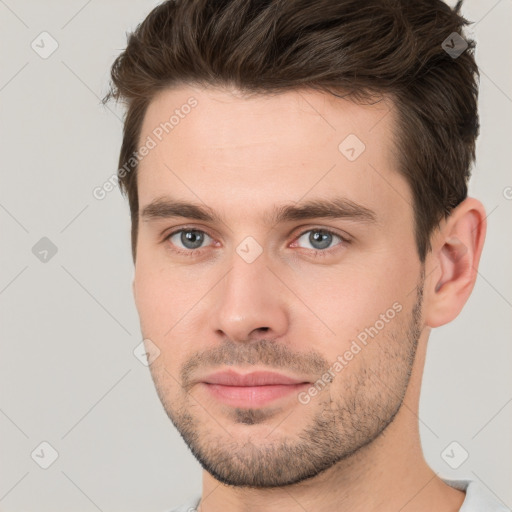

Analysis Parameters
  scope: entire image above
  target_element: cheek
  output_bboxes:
[133,258,174,335]
[133,254,210,341]
[134,267,189,376]
[286,253,416,353]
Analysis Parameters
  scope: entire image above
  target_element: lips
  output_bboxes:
[199,370,310,408]
[202,370,308,387]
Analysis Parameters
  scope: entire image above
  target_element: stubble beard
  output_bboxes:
[148,276,424,488]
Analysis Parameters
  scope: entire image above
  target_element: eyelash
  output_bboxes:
[163,226,350,258]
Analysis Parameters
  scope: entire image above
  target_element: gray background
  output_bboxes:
[0,0,511,510]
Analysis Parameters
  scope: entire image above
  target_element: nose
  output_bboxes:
[209,250,289,344]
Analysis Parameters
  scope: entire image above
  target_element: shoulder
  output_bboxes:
[444,479,510,512]
[165,495,201,512]
[168,496,201,512]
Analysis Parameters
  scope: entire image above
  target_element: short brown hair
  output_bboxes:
[103,0,479,263]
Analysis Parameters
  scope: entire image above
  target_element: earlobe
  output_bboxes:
[425,198,487,328]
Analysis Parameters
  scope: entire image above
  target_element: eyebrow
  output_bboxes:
[140,196,377,226]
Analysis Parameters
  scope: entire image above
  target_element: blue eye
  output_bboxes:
[164,227,348,257]
[167,229,212,251]
[294,229,346,251]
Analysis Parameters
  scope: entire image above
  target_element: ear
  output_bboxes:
[424,197,487,328]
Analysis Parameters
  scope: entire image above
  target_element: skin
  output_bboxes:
[132,84,486,512]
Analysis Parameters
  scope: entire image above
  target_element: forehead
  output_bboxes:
[140,85,394,157]
[136,85,410,224]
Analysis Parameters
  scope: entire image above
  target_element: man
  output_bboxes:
[102,0,506,510]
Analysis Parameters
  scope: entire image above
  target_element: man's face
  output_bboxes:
[133,85,425,487]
